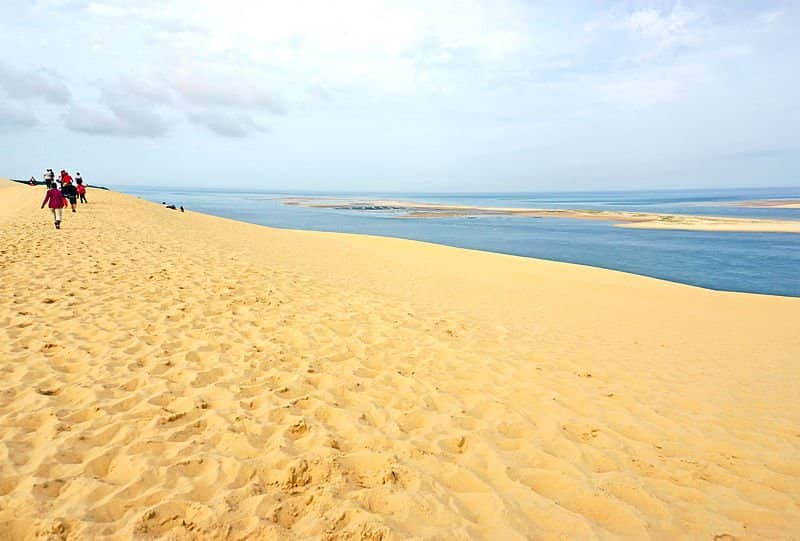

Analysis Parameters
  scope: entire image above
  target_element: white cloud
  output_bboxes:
[758,10,782,25]
[173,70,286,114]
[0,61,71,104]
[188,110,266,138]
[64,103,122,134]
[64,80,173,137]
[64,101,171,137]
[0,102,39,128]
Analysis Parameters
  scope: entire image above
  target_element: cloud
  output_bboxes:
[64,79,172,136]
[60,71,280,138]
[405,35,477,70]
[627,7,696,41]
[174,70,287,114]
[64,102,171,137]
[63,104,122,134]
[32,0,91,10]
[85,1,200,34]
[188,110,266,138]
[758,10,782,25]
[0,102,39,128]
[0,61,71,104]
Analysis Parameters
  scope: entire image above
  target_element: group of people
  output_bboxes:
[39,169,88,229]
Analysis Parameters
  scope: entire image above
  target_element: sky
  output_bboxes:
[1,0,798,191]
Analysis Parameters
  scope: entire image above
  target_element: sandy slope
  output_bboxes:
[1,179,799,540]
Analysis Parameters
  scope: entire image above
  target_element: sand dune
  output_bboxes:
[1,179,799,540]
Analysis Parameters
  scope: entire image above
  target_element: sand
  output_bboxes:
[284,197,800,233]
[2,179,800,540]
[734,200,800,209]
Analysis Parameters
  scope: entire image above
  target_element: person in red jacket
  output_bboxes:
[76,177,87,203]
[41,185,67,229]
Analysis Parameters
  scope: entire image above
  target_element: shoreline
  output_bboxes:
[126,188,799,297]
[3,179,800,539]
[284,196,800,233]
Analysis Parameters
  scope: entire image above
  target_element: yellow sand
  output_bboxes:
[285,197,800,233]
[1,179,799,540]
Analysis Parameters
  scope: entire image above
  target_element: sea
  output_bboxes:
[118,186,800,298]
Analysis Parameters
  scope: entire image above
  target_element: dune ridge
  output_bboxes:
[1,180,799,540]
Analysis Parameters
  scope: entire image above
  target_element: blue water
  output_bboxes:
[117,186,800,297]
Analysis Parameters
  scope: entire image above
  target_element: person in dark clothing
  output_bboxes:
[61,181,78,212]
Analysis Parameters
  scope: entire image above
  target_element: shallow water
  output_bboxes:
[118,186,800,297]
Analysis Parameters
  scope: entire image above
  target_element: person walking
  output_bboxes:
[61,179,78,212]
[44,169,54,189]
[76,178,87,203]
[41,184,67,229]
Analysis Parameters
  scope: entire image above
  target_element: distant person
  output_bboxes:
[29,176,36,186]
[61,181,78,212]
[44,169,54,189]
[75,172,83,185]
[41,184,67,229]
[76,178,87,203]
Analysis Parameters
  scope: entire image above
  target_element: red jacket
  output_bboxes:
[41,188,66,209]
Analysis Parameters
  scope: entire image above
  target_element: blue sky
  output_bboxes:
[1,0,798,190]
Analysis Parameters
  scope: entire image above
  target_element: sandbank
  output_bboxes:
[284,197,800,233]
[734,199,800,209]
[2,179,800,540]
